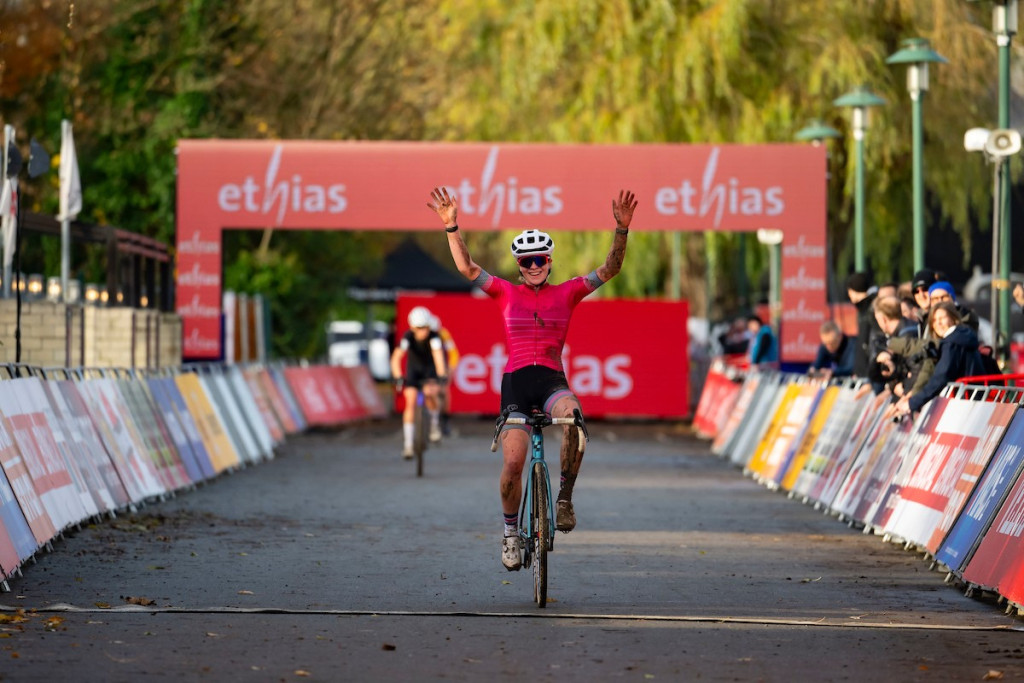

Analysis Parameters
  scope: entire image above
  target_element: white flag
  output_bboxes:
[1,178,18,269]
[58,119,82,221]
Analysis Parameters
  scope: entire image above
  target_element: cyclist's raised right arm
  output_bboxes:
[427,186,483,281]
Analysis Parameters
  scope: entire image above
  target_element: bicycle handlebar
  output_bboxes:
[490,408,589,453]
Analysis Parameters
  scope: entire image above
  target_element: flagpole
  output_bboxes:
[60,120,71,302]
[1,124,12,300]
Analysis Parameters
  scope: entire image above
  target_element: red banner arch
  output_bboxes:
[176,141,827,361]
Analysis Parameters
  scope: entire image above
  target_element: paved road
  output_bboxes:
[1,417,1021,682]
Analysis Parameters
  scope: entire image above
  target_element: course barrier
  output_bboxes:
[0,362,384,589]
[694,363,1024,616]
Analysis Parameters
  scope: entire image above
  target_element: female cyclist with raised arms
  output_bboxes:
[427,186,637,571]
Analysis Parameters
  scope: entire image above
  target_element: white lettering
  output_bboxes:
[177,263,221,287]
[782,234,826,259]
[178,230,221,255]
[653,148,786,228]
[781,299,826,323]
[454,355,488,395]
[782,266,826,291]
[453,346,635,400]
[603,355,633,399]
[449,147,563,227]
[782,332,820,358]
[178,295,221,318]
[215,144,348,223]
[185,328,221,352]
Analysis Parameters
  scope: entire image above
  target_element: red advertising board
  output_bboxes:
[396,293,688,418]
[282,365,373,427]
[177,141,826,362]
[693,364,742,438]
[962,463,1024,598]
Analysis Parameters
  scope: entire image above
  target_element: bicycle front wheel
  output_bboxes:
[532,462,548,608]
[413,400,428,477]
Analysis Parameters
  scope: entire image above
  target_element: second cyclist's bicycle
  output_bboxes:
[492,407,588,607]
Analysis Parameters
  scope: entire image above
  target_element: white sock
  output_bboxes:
[430,409,440,427]
[403,422,414,446]
[504,524,517,537]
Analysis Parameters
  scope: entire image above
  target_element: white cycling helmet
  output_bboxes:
[408,306,433,329]
[510,229,554,258]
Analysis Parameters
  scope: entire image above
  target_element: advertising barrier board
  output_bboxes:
[937,408,1024,575]
[174,373,241,474]
[883,398,988,549]
[780,383,838,491]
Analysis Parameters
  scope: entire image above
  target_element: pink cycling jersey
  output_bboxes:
[476,269,603,373]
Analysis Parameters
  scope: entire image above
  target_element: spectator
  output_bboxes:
[809,320,855,380]
[900,296,919,323]
[719,317,750,356]
[911,268,938,336]
[746,315,778,369]
[893,301,985,416]
[872,340,937,404]
[874,296,918,343]
[927,281,979,336]
[877,281,898,301]
[846,271,880,378]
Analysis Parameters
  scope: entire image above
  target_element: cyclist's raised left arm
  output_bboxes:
[428,186,483,281]
[390,344,406,380]
[595,189,637,283]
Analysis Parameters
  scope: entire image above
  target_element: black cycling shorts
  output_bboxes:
[404,364,439,390]
[500,366,576,427]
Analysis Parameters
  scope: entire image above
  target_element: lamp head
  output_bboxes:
[985,129,1022,157]
[964,127,993,152]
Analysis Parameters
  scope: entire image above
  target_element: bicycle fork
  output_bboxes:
[519,429,555,564]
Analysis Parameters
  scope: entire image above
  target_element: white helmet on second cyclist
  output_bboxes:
[510,229,554,258]
[408,306,433,329]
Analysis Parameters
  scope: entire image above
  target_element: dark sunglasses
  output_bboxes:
[518,255,550,268]
[914,287,929,294]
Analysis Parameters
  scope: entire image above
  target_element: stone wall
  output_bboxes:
[0,299,182,369]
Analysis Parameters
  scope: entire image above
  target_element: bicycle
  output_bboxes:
[396,379,430,477]
[491,406,589,607]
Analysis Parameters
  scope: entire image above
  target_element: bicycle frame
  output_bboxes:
[519,423,555,557]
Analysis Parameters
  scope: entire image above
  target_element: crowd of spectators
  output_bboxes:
[713,265,1002,417]
[830,268,992,419]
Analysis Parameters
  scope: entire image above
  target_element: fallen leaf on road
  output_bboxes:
[381,643,396,651]
[206,632,220,638]
[295,670,311,677]
[238,590,254,595]
[501,581,511,585]
[124,597,156,606]
[43,617,64,631]
[800,577,822,583]
[94,602,111,610]
[983,671,1004,680]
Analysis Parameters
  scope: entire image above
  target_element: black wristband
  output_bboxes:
[445,225,459,233]
[615,227,628,235]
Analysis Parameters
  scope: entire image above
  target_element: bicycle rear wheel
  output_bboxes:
[532,462,548,607]
[413,399,428,477]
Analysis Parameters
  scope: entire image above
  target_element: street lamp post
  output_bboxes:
[964,126,1022,361]
[886,38,948,273]
[832,88,886,273]
[993,0,1017,364]
[756,228,784,334]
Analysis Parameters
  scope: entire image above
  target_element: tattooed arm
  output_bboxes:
[596,189,637,283]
